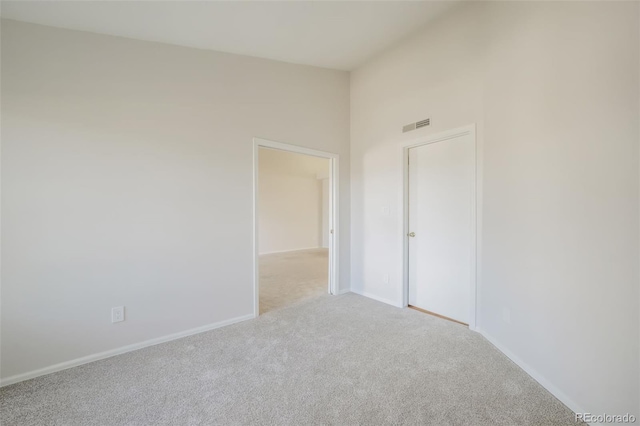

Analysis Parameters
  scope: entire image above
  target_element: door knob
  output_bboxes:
[408,232,416,237]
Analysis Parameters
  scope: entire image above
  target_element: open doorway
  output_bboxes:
[253,138,338,316]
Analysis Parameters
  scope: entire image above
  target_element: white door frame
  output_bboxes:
[253,137,339,318]
[402,124,477,330]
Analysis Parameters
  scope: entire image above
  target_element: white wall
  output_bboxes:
[351,1,639,419]
[1,19,350,381]
[321,178,329,248]
[258,148,328,254]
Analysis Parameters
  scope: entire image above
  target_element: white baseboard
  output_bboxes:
[349,289,403,308]
[259,246,324,255]
[0,313,255,387]
[336,287,351,295]
[478,328,589,424]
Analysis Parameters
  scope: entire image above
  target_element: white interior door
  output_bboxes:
[408,134,473,324]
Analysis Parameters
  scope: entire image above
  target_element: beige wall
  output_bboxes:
[321,178,330,248]
[1,19,350,381]
[351,1,639,418]
[258,148,328,254]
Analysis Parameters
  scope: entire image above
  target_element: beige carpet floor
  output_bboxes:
[0,293,580,425]
[259,248,328,314]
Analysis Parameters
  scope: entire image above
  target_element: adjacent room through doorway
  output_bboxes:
[256,146,332,314]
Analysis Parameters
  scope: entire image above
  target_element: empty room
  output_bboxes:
[1,1,638,425]
[257,146,333,314]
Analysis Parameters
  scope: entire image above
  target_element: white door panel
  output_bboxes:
[408,134,472,323]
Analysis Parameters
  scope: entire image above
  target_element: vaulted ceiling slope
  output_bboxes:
[0,1,458,71]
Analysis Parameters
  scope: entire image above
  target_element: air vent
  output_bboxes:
[402,118,430,133]
[416,118,430,128]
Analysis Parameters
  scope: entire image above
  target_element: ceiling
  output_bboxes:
[0,1,458,71]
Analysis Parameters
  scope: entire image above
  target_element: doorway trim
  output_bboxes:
[253,137,339,318]
[401,124,478,330]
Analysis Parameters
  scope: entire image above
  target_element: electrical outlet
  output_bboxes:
[382,206,390,216]
[383,274,390,284]
[502,307,511,324]
[112,306,125,323]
